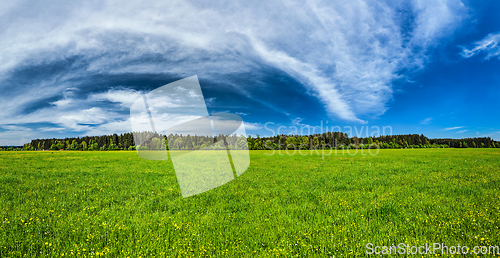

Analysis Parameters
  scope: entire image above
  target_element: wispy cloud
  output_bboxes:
[242,122,262,131]
[461,32,500,60]
[0,125,34,146]
[291,117,304,126]
[457,129,467,133]
[89,89,144,109]
[1,125,32,132]
[445,126,464,131]
[37,127,66,132]
[420,117,433,124]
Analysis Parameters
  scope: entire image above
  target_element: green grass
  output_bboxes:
[1,149,499,257]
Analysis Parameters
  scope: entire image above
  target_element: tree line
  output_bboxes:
[5,132,499,151]
[21,133,136,151]
[250,133,499,150]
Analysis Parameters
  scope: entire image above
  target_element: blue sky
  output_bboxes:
[0,0,499,145]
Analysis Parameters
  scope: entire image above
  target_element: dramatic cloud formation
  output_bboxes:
[0,0,470,144]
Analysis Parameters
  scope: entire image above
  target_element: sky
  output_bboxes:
[0,0,499,145]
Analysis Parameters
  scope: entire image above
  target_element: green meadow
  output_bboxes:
[1,149,499,257]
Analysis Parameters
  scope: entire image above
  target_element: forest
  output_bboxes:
[5,132,498,151]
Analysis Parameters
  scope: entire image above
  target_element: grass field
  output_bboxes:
[1,149,500,257]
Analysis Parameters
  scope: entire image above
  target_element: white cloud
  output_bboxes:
[37,127,66,132]
[461,32,500,60]
[0,93,133,145]
[291,117,304,126]
[0,125,33,146]
[457,129,467,133]
[0,133,32,146]
[420,117,432,124]
[51,98,72,107]
[89,89,144,108]
[83,118,133,137]
[445,126,464,130]
[411,0,467,49]
[1,125,32,131]
[242,122,262,131]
